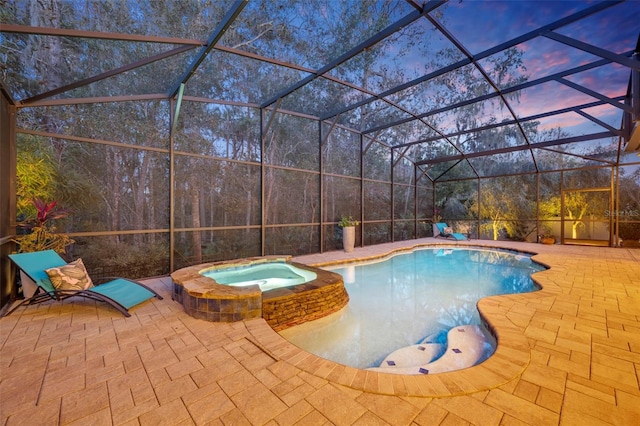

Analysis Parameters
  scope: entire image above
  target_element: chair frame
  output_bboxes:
[433,223,468,241]
[7,251,163,317]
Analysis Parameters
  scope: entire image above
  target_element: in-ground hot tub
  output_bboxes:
[171,256,348,331]
[202,262,317,291]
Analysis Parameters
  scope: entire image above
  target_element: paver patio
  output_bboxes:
[1,239,639,425]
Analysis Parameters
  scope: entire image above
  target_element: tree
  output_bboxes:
[15,136,58,219]
[469,177,535,241]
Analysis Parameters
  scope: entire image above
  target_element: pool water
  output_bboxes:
[279,247,545,369]
[201,262,317,292]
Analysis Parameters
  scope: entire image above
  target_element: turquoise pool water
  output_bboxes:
[201,262,317,292]
[279,247,545,369]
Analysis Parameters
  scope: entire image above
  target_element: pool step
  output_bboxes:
[367,325,490,375]
[420,329,448,345]
[378,343,444,368]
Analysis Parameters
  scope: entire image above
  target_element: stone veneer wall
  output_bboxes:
[170,257,348,329]
[262,269,349,331]
[172,281,262,322]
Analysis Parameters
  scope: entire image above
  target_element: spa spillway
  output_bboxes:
[171,256,348,330]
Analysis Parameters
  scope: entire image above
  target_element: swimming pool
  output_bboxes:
[279,247,545,370]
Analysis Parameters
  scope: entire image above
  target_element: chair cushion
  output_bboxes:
[46,258,94,290]
[443,227,453,235]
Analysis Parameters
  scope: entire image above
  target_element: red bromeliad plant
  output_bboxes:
[31,198,71,228]
[13,198,74,254]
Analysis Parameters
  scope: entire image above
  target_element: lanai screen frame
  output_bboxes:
[0,0,639,277]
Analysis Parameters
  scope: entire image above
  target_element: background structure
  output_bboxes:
[1,1,639,307]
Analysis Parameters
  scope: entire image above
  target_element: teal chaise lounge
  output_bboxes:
[7,250,162,317]
[433,222,468,241]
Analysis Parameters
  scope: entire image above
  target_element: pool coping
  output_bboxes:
[245,241,559,397]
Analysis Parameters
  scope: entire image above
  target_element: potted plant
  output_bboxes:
[338,215,360,253]
[540,235,555,245]
[12,198,74,297]
[539,225,556,245]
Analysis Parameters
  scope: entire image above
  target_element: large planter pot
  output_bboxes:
[541,236,556,245]
[342,226,356,253]
[20,270,38,298]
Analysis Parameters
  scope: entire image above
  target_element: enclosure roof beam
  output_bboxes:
[213,45,437,139]
[171,83,185,137]
[213,46,395,107]
[0,80,16,105]
[261,98,283,145]
[362,131,384,154]
[363,53,630,136]
[20,45,195,105]
[557,77,633,113]
[0,23,207,45]
[168,0,248,99]
[574,110,623,136]
[17,94,168,108]
[259,0,446,109]
[404,0,424,12]
[431,160,466,182]
[416,165,433,183]
[321,116,341,147]
[539,146,617,166]
[323,0,622,122]
[425,13,537,172]
[392,96,625,150]
[392,146,413,168]
[416,132,615,166]
[321,57,471,121]
[20,129,170,154]
[543,32,640,71]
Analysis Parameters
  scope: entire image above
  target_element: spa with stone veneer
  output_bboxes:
[171,255,348,330]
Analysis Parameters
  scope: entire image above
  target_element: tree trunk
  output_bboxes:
[110,148,121,245]
[191,187,202,263]
[133,152,150,246]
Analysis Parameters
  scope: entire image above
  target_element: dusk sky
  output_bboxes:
[436,0,637,135]
[2,0,637,152]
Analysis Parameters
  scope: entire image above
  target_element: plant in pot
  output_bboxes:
[338,215,360,253]
[539,226,555,245]
[12,198,74,297]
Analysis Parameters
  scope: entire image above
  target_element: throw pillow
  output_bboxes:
[443,227,453,234]
[46,258,94,290]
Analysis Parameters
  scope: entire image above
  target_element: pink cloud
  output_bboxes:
[534,112,591,132]
[512,81,598,118]
[563,63,629,98]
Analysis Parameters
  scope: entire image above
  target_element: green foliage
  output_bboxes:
[338,215,360,227]
[13,225,74,254]
[540,224,555,239]
[442,198,468,221]
[540,190,609,239]
[3,0,634,267]
[15,144,58,218]
[469,177,536,241]
[13,199,74,254]
[619,223,640,242]
[77,241,169,279]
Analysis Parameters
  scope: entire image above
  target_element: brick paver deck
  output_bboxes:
[1,239,639,425]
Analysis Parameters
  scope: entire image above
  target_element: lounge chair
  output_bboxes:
[433,222,468,241]
[7,250,162,317]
